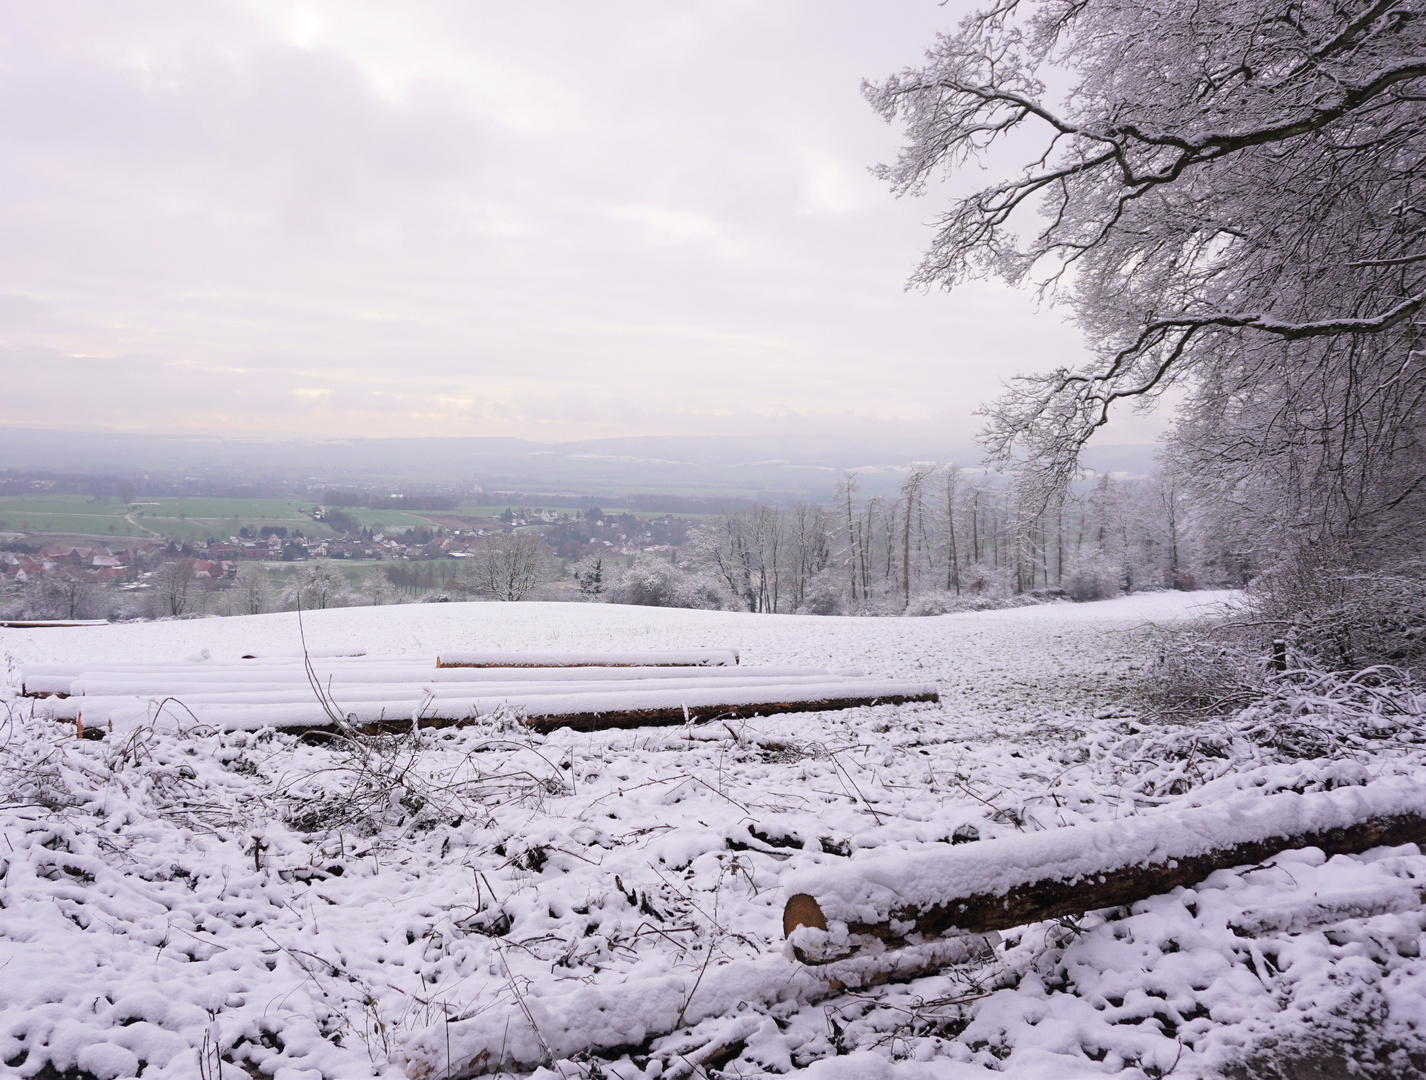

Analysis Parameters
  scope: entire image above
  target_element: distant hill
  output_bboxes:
[0,428,1159,503]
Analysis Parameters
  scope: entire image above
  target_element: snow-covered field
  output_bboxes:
[4,592,1426,1079]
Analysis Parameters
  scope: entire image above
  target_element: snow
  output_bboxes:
[4,590,1426,1079]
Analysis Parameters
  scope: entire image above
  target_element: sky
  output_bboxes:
[0,1,1151,448]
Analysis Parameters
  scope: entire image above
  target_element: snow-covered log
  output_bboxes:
[18,650,743,696]
[25,656,827,699]
[436,648,739,668]
[396,935,988,1079]
[35,674,866,717]
[0,618,109,628]
[782,781,1426,961]
[39,678,939,735]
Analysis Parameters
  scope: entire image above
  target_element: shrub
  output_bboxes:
[1062,550,1124,602]
[603,556,732,610]
[1252,546,1426,674]
[796,571,845,616]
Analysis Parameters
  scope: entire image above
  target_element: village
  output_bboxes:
[0,504,691,615]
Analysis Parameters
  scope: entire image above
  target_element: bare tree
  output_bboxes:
[836,473,861,602]
[899,465,936,606]
[787,500,832,610]
[150,559,202,617]
[942,466,961,594]
[457,532,552,601]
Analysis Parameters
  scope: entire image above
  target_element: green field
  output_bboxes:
[0,495,700,544]
[0,496,443,542]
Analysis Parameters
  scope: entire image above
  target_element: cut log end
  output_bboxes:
[783,893,828,937]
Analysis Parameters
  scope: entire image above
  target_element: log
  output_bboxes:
[0,619,109,628]
[37,679,940,737]
[396,934,991,1079]
[783,781,1426,962]
[436,649,739,668]
[381,689,940,735]
[22,663,829,699]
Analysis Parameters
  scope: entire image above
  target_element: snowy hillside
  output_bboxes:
[4,592,1426,1079]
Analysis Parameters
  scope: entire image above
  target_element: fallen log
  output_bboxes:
[398,688,940,735]
[18,652,745,696]
[396,934,991,1079]
[783,780,1426,962]
[33,666,833,702]
[37,679,940,736]
[0,618,109,628]
[437,649,740,668]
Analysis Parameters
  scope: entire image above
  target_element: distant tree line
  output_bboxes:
[584,468,1197,616]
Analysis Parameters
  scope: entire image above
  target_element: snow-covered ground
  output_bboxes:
[3,591,1426,1079]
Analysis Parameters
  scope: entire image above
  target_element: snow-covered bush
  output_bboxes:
[847,595,906,617]
[1253,549,1426,675]
[956,563,1017,599]
[905,591,957,616]
[796,570,845,615]
[906,590,1050,616]
[1061,550,1124,603]
[603,555,732,610]
[1146,551,1426,721]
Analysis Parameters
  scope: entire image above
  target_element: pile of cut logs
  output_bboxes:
[20,648,940,736]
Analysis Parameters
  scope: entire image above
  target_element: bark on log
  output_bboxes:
[783,783,1426,962]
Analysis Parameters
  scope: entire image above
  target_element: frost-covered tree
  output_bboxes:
[228,565,274,615]
[27,571,98,620]
[870,0,1426,560]
[281,561,351,610]
[360,566,400,606]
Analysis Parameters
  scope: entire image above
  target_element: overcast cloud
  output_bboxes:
[0,1,1135,446]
